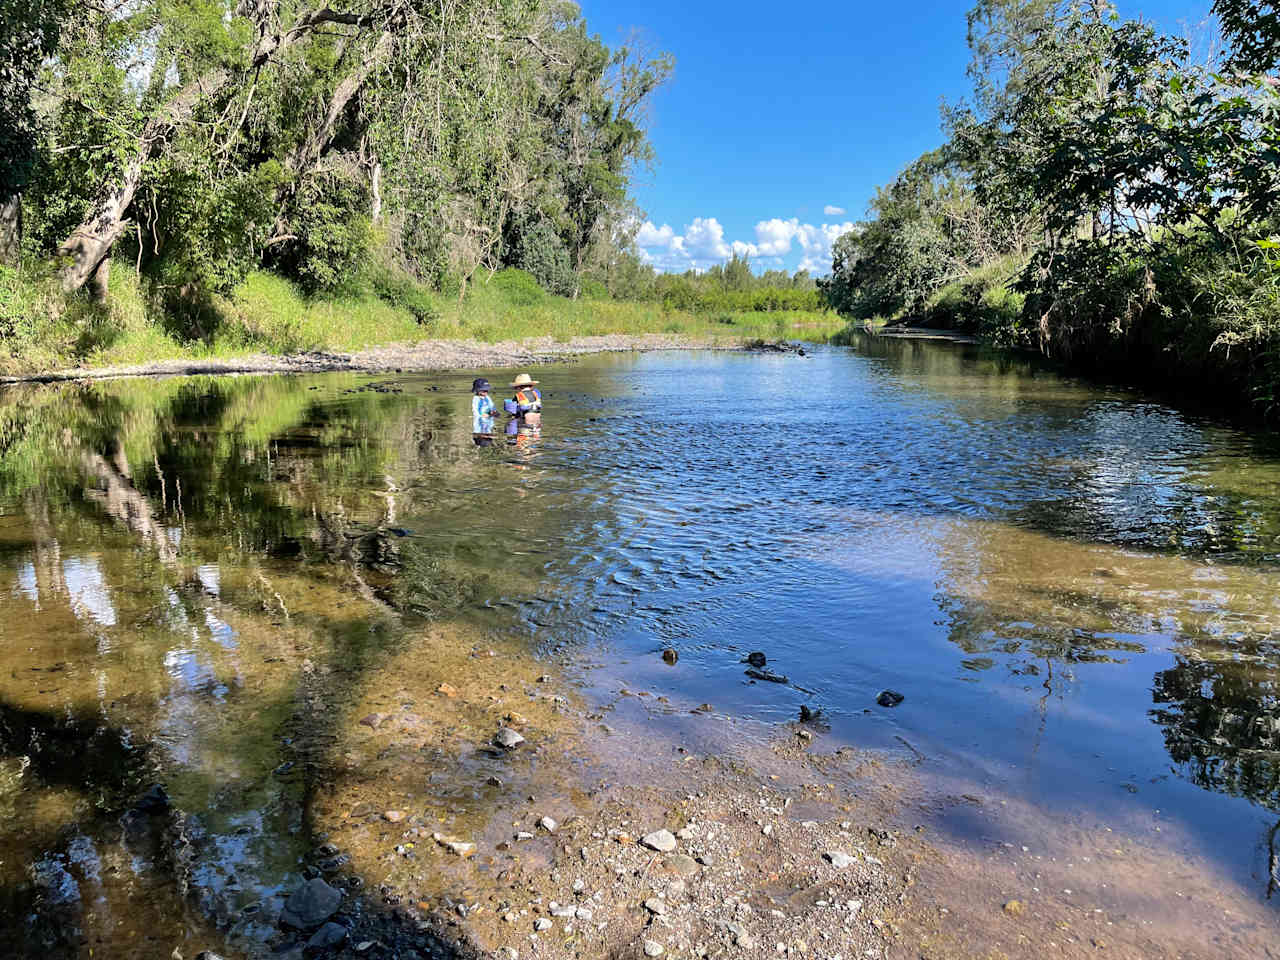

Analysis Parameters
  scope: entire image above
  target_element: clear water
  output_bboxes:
[1,340,1278,955]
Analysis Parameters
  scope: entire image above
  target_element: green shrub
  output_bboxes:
[490,268,546,306]
[511,218,576,296]
[578,277,609,300]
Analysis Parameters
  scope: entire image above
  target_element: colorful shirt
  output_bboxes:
[472,394,494,433]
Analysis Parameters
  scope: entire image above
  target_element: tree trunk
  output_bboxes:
[57,4,376,292]
[371,158,382,223]
[0,193,20,265]
[89,255,111,302]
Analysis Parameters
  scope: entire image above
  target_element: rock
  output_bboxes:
[195,953,228,960]
[135,783,170,814]
[515,831,535,841]
[487,776,503,787]
[727,922,755,949]
[641,829,677,853]
[539,816,557,833]
[876,690,905,708]
[436,683,458,698]
[661,648,678,665]
[432,833,475,858]
[644,898,666,915]
[692,703,713,714]
[745,668,788,684]
[280,878,342,930]
[537,675,553,683]
[502,949,519,960]
[354,943,374,953]
[644,940,665,957]
[745,651,767,667]
[494,727,525,749]
[359,713,387,729]
[665,854,699,877]
[382,810,406,823]
[824,851,855,869]
[505,712,529,727]
[305,922,348,951]
[796,729,813,742]
[550,903,576,918]
[575,906,593,921]
[535,918,552,931]
[676,827,695,840]
[799,704,823,722]
[1003,899,1025,916]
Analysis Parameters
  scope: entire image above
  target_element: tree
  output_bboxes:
[1214,0,1280,73]
[0,0,66,264]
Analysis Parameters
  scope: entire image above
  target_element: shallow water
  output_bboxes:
[1,342,1278,955]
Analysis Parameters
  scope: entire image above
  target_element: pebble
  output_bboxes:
[745,652,767,667]
[535,918,553,931]
[550,903,576,918]
[1003,899,1025,916]
[359,713,387,729]
[432,833,476,858]
[494,727,526,749]
[515,831,535,841]
[383,810,406,823]
[355,944,374,953]
[824,851,855,869]
[576,906,593,921]
[662,648,679,664]
[644,940,665,957]
[676,827,696,840]
[305,922,348,950]
[644,897,666,915]
[537,675,553,683]
[539,816,557,833]
[666,854,699,877]
[727,921,755,948]
[642,829,677,853]
[436,683,458,698]
[502,949,519,960]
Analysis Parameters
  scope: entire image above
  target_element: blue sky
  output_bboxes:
[579,0,1215,274]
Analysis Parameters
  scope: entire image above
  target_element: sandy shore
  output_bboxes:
[0,334,751,385]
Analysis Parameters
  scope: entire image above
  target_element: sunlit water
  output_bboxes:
[1,340,1278,954]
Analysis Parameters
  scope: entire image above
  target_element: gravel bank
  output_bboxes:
[0,335,745,385]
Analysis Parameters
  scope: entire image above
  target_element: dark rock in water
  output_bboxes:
[661,648,678,665]
[876,690,905,708]
[388,528,413,538]
[493,726,525,749]
[273,761,296,777]
[280,878,342,930]
[195,953,229,960]
[745,668,788,684]
[744,651,767,667]
[799,705,823,723]
[135,783,170,814]
[306,922,348,951]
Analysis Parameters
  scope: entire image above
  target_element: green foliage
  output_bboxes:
[1214,0,1280,73]
[273,164,374,294]
[0,0,67,197]
[578,277,609,300]
[509,218,576,296]
[490,268,547,307]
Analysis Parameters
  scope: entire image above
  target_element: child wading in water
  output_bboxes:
[505,373,542,445]
[471,378,495,446]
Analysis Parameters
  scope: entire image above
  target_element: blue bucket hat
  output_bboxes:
[471,378,492,394]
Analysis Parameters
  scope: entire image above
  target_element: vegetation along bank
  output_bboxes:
[821,0,1280,419]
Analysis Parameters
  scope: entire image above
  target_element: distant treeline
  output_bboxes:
[599,252,826,314]
[820,0,1280,417]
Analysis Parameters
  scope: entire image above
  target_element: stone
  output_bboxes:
[494,727,525,749]
[644,940,665,957]
[744,668,788,684]
[692,703,714,714]
[575,906,593,921]
[280,878,342,929]
[359,713,387,729]
[539,816,557,833]
[1003,899,1025,916]
[515,831,535,841]
[502,949,519,960]
[676,827,695,840]
[383,810,406,823]
[354,944,374,954]
[642,829,677,853]
[535,918,553,931]
[824,851,855,869]
[745,652,767,667]
[662,648,678,665]
[726,922,755,949]
[537,675,553,683]
[644,898,666,915]
[665,854,699,878]
[487,776,503,787]
[436,683,458,698]
[432,834,475,858]
[550,903,576,918]
[876,690,905,708]
[305,922,348,951]
[505,712,529,727]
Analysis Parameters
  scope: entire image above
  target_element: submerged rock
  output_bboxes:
[824,850,855,869]
[359,713,387,729]
[135,783,170,814]
[745,667,788,684]
[876,690,905,708]
[306,921,348,951]
[494,727,525,749]
[744,651,767,667]
[280,878,342,929]
[661,648,678,665]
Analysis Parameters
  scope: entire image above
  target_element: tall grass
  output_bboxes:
[0,264,842,375]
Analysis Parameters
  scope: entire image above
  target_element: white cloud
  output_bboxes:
[636,221,676,248]
[632,214,856,275]
[823,204,847,216]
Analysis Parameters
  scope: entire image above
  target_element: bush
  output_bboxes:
[578,277,609,300]
[490,268,546,307]
[273,162,374,294]
[510,218,576,296]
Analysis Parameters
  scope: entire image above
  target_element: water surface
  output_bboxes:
[1,341,1278,954]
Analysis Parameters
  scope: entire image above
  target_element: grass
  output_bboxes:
[0,264,843,375]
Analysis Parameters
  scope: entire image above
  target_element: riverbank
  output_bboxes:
[0,265,840,380]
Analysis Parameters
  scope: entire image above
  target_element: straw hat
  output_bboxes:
[510,373,539,387]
